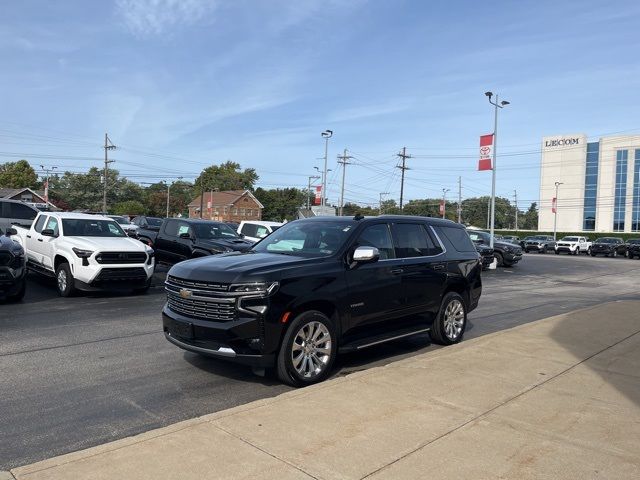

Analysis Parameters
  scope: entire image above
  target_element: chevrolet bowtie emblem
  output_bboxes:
[179,289,192,299]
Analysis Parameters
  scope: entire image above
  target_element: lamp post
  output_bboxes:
[485,91,510,248]
[441,188,450,219]
[553,181,563,240]
[307,174,321,210]
[40,164,57,204]
[321,130,333,208]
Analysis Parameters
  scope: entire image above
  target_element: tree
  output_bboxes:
[254,187,307,221]
[112,200,145,215]
[194,161,258,194]
[0,160,38,188]
[521,202,539,230]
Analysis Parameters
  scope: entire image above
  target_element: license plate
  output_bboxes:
[171,321,194,340]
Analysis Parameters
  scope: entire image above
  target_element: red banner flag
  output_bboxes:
[551,197,557,213]
[478,134,494,171]
[439,200,444,215]
[314,186,322,205]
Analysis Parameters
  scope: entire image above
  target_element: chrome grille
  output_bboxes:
[166,291,236,321]
[166,275,229,292]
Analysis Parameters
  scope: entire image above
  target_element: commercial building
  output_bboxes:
[539,133,640,233]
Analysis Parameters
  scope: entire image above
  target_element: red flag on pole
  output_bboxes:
[314,186,322,205]
[478,134,494,171]
[551,197,557,213]
[439,200,444,215]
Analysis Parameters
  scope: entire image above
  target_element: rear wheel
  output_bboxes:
[430,292,467,345]
[277,311,337,387]
[55,262,75,297]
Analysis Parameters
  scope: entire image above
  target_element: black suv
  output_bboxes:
[591,237,626,257]
[163,216,482,386]
[626,239,640,259]
[467,230,522,267]
[0,228,27,301]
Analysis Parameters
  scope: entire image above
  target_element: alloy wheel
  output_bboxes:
[443,299,465,340]
[291,321,332,379]
[57,270,67,293]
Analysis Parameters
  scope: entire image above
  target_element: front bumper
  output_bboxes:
[162,306,276,367]
[0,265,26,298]
[591,247,613,255]
[525,244,545,251]
[502,251,522,264]
[555,245,577,252]
[72,260,154,291]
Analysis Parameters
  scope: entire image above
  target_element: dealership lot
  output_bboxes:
[2,254,640,470]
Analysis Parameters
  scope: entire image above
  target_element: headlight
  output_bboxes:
[146,248,155,265]
[229,282,279,296]
[72,248,93,258]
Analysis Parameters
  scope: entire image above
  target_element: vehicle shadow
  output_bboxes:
[182,351,286,387]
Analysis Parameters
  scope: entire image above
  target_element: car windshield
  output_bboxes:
[62,219,126,237]
[596,238,617,244]
[628,239,640,244]
[562,237,579,241]
[193,222,239,239]
[109,216,130,225]
[467,230,494,244]
[252,221,354,257]
[531,236,548,240]
[147,217,163,227]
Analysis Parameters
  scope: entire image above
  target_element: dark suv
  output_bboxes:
[162,216,482,386]
[467,230,522,267]
[626,239,640,259]
[591,237,626,257]
[0,228,27,301]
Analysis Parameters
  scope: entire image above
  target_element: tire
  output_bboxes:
[574,248,580,256]
[55,262,75,297]
[590,252,596,257]
[133,279,151,295]
[430,292,467,345]
[277,311,337,387]
[9,279,26,302]
[524,249,529,254]
[555,250,560,255]
[494,252,504,267]
[612,251,618,258]
[540,246,547,254]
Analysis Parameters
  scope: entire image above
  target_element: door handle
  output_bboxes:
[37,238,43,242]
[26,235,31,239]
[390,268,404,274]
[432,264,446,271]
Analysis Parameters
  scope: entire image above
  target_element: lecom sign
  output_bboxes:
[545,138,580,148]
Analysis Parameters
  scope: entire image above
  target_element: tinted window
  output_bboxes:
[33,215,47,233]
[355,224,395,260]
[62,219,126,237]
[253,221,354,257]
[164,219,179,237]
[147,217,163,227]
[241,223,258,237]
[392,223,441,258]
[177,222,191,236]
[193,222,239,239]
[45,217,59,236]
[8,202,38,220]
[439,226,475,253]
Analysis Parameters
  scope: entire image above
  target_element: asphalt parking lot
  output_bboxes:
[2,253,640,470]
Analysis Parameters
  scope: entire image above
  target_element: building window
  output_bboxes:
[633,149,640,232]
[613,150,628,231]
[239,208,245,216]
[583,142,599,231]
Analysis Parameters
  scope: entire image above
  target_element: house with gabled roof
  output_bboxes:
[188,189,263,222]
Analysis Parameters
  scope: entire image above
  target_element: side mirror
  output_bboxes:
[353,246,380,264]
[6,227,17,236]
[126,230,138,238]
[179,232,192,240]
[239,233,246,238]
[41,229,55,237]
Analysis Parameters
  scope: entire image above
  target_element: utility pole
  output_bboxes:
[486,197,490,229]
[553,181,563,240]
[484,91,510,248]
[166,177,183,218]
[199,177,204,218]
[103,133,116,214]
[337,148,353,216]
[39,164,57,205]
[321,130,333,208]
[457,176,462,223]
[396,147,411,211]
[307,175,320,210]
[513,189,518,231]
[379,192,389,215]
[442,188,450,219]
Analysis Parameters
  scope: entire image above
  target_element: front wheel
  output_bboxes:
[430,292,467,345]
[555,250,560,255]
[574,248,580,256]
[9,279,26,302]
[277,311,337,387]
[590,252,596,257]
[494,252,504,267]
[612,251,618,258]
[540,246,547,254]
[55,263,75,297]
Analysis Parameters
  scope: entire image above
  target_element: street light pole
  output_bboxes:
[553,181,563,240]
[39,164,57,205]
[485,92,510,248]
[321,130,333,208]
[442,188,450,219]
[307,174,320,211]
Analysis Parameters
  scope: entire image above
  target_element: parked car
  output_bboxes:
[237,220,283,243]
[501,235,520,245]
[475,243,495,269]
[137,218,253,265]
[590,237,626,257]
[519,236,536,249]
[467,229,522,267]
[626,239,640,259]
[132,215,163,230]
[0,228,27,301]
[108,215,139,237]
[524,235,556,254]
[0,199,39,233]
[11,212,155,296]
[163,216,482,386]
[555,236,592,255]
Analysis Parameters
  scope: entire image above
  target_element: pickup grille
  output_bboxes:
[96,252,147,264]
[95,267,148,281]
[165,276,236,321]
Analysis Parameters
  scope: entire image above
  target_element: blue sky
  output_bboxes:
[1,0,639,208]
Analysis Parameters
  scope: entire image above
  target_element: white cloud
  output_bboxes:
[116,0,216,37]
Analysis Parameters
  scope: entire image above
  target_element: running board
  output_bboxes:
[27,261,55,277]
[339,327,430,353]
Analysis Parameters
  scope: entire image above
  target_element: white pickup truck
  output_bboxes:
[11,212,155,296]
[554,236,592,255]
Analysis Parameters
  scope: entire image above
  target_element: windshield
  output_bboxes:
[595,238,617,244]
[109,216,130,225]
[62,219,126,237]
[562,237,579,241]
[628,239,640,244]
[147,217,163,227]
[252,221,354,257]
[193,222,239,239]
